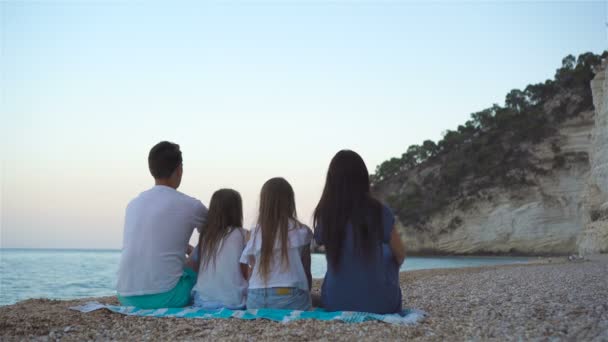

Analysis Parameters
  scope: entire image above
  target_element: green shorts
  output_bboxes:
[117,268,196,309]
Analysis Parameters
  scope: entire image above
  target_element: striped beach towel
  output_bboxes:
[70,302,427,325]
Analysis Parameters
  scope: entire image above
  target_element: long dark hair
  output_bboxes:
[257,177,300,282]
[313,150,383,271]
[198,189,243,270]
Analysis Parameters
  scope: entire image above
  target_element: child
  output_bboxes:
[191,189,248,309]
[240,177,313,311]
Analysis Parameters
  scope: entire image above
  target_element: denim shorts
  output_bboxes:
[191,291,246,310]
[246,287,311,311]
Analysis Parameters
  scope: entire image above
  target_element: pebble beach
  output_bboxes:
[1,256,606,341]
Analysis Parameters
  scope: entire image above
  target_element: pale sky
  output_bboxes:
[1,1,606,249]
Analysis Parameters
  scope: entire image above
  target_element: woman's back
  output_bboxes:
[315,205,402,314]
[193,227,248,309]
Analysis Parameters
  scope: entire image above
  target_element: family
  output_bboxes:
[116,141,406,314]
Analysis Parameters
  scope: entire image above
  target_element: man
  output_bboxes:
[116,141,208,308]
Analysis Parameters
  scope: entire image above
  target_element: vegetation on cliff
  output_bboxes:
[372,51,608,230]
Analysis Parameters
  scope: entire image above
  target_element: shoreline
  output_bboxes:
[1,255,548,308]
[2,255,606,340]
[313,251,578,257]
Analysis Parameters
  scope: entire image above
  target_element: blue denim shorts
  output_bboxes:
[246,287,311,311]
[191,291,246,310]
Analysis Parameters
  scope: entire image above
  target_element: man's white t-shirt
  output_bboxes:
[192,227,248,309]
[240,221,312,292]
[117,185,208,296]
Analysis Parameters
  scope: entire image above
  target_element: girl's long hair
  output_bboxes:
[313,150,383,271]
[198,189,243,270]
[257,177,299,282]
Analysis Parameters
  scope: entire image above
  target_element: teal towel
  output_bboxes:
[70,302,426,325]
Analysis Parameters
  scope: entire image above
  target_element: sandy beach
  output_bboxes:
[1,256,606,341]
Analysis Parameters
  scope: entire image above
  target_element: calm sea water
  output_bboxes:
[0,249,529,306]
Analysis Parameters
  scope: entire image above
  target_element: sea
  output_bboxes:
[0,249,529,306]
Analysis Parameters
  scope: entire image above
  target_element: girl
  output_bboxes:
[313,150,406,314]
[191,189,248,309]
[240,177,313,311]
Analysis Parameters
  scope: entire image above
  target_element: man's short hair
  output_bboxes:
[148,141,182,179]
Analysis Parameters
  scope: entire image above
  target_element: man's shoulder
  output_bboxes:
[126,188,151,208]
[173,190,205,209]
[128,187,203,208]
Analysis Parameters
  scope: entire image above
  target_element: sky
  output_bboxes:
[1,1,606,249]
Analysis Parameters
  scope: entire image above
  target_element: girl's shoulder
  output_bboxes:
[227,227,247,240]
[290,220,311,231]
[288,221,313,246]
[244,225,261,246]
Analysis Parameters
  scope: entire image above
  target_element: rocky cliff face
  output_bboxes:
[376,59,608,255]
[578,60,608,254]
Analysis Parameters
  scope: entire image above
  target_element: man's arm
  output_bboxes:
[185,201,207,270]
[185,243,200,272]
[193,201,209,233]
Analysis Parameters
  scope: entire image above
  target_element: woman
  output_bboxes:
[313,150,406,314]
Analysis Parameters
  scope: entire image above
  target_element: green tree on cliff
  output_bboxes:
[372,51,607,228]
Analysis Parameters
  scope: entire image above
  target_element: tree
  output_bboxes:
[555,54,576,86]
[573,52,603,87]
[505,89,528,112]
[470,108,495,129]
[421,140,439,159]
[494,107,517,129]
[375,157,402,181]
[562,55,576,70]
[457,122,476,138]
[524,81,554,105]
[407,145,424,163]
[401,149,418,169]
[439,130,465,150]
[371,50,607,229]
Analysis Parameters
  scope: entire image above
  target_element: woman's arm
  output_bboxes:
[389,226,406,266]
[301,245,312,290]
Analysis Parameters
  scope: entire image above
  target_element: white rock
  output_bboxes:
[579,58,608,255]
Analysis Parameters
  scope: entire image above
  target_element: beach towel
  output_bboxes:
[70,302,427,325]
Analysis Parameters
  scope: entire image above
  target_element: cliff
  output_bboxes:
[373,52,608,255]
[578,59,608,254]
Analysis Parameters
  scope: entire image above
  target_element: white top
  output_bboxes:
[193,227,248,309]
[117,185,208,296]
[240,221,312,292]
